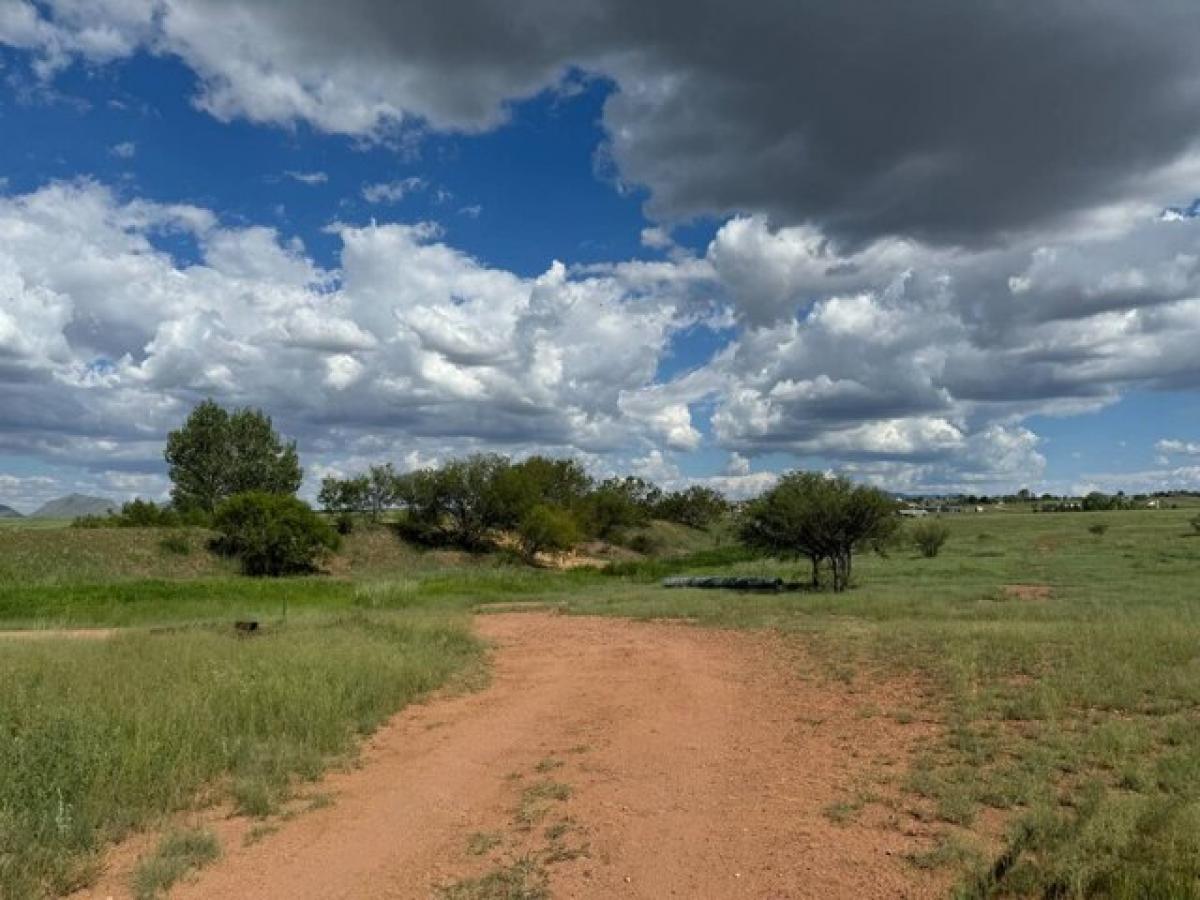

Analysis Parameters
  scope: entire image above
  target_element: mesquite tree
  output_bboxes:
[739,472,898,592]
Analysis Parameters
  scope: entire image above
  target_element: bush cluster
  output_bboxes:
[211,492,339,576]
[318,454,731,552]
[73,499,210,529]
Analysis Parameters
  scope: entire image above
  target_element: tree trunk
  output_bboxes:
[830,550,852,592]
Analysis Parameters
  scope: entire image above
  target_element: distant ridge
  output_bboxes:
[30,494,117,519]
[0,503,22,518]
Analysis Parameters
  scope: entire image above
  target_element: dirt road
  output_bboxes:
[84,612,948,899]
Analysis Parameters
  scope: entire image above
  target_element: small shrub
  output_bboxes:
[1088,521,1109,536]
[911,520,951,558]
[118,498,180,528]
[72,499,204,529]
[517,505,581,561]
[627,532,664,555]
[1191,513,1200,534]
[212,492,339,576]
[334,511,356,535]
[71,514,112,528]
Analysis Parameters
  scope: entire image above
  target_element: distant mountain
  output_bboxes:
[0,503,22,518]
[30,494,117,519]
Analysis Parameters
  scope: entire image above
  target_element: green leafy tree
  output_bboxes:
[488,456,594,528]
[164,400,302,513]
[517,504,582,561]
[655,486,730,530]
[318,474,371,533]
[212,492,338,576]
[739,472,897,591]
[396,454,510,547]
[365,464,401,520]
[582,477,659,539]
[317,475,371,516]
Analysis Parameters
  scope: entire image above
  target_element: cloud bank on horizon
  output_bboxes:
[2,0,1200,510]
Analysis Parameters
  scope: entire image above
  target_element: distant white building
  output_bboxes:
[898,508,929,518]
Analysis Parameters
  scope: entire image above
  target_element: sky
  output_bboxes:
[2,1,1200,512]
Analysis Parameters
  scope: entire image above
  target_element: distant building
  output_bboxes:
[898,508,929,518]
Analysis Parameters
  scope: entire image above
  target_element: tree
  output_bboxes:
[655,486,730,530]
[517,504,582,561]
[212,492,338,576]
[366,464,401,520]
[582,477,659,539]
[488,456,594,528]
[739,472,897,591]
[318,474,371,533]
[164,400,302,514]
[396,454,511,547]
[318,475,371,516]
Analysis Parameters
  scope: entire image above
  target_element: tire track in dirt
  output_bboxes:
[82,612,949,899]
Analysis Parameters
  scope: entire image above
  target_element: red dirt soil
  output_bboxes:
[80,613,950,899]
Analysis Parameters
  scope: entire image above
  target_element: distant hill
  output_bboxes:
[30,494,117,519]
[0,503,22,518]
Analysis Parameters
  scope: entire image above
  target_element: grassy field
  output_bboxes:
[0,612,482,897]
[3,508,1200,896]
[0,524,492,898]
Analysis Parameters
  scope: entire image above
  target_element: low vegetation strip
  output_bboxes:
[0,612,482,899]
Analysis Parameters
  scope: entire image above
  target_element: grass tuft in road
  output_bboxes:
[439,856,549,900]
[515,781,573,830]
[131,828,220,899]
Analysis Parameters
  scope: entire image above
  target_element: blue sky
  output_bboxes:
[2,1,1200,511]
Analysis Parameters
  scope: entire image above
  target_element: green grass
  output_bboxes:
[131,828,220,899]
[5,508,1200,897]
[0,526,234,585]
[0,612,482,898]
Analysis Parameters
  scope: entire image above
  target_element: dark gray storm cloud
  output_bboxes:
[132,0,1200,243]
[12,0,1199,242]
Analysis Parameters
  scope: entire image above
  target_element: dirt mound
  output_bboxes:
[80,614,949,899]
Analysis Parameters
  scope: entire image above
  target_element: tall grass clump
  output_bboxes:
[0,613,481,898]
[910,520,951,558]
